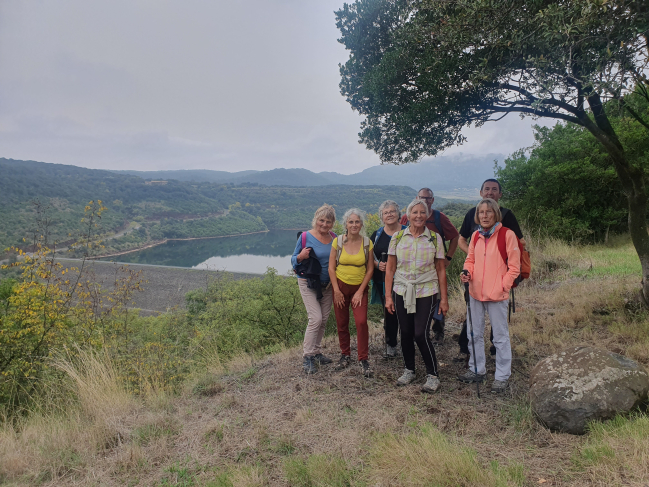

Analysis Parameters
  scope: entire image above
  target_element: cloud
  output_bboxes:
[0,0,551,175]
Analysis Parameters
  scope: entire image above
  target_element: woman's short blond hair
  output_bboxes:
[474,198,502,225]
[406,198,430,219]
[311,204,336,228]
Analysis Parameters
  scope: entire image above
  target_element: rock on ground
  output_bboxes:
[529,346,649,434]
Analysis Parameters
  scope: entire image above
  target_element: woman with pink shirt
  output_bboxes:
[459,198,520,394]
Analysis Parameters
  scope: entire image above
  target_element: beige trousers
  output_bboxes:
[298,279,333,357]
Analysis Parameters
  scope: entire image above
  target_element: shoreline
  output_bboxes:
[86,230,270,259]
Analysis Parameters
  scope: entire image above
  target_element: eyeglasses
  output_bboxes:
[419,196,433,201]
[382,210,397,215]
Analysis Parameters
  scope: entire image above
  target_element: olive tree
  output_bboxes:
[336,0,649,302]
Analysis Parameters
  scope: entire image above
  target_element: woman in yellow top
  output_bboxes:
[328,208,374,377]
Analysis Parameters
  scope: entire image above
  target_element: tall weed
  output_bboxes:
[0,349,138,482]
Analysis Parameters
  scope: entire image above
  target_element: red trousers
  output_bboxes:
[333,279,369,361]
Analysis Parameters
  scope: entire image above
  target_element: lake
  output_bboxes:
[99,230,300,274]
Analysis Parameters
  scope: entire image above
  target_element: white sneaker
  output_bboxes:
[396,368,416,386]
[421,374,440,393]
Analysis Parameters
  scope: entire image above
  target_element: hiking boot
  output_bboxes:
[491,379,508,394]
[314,353,332,365]
[384,344,399,359]
[457,370,486,383]
[432,331,445,346]
[396,368,416,386]
[421,374,440,393]
[360,360,373,378]
[334,354,351,371]
[302,356,317,375]
[452,352,470,367]
[490,345,497,356]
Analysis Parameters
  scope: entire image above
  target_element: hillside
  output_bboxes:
[113,153,501,196]
[1,158,461,254]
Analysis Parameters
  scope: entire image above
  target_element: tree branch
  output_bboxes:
[488,106,581,125]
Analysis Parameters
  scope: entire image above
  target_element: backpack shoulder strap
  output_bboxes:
[363,236,370,265]
[301,231,307,249]
[375,226,384,244]
[433,210,447,253]
[497,226,509,266]
[470,230,480,251]
[336,235,344,266]
[433,210,445,241]
[394,229,405,247]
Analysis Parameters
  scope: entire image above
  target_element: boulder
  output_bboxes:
[529,346,649,434]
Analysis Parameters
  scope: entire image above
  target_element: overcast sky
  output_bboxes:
[0,0,551,175]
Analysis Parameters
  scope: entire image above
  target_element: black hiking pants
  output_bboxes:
[380,294,400,347]
[394,293,439,376]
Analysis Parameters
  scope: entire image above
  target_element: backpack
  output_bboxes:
[430,210,447,253]
[496,226,531,287]
[297,230,336,249]
[494,225,531,322]
[392,228,440,254]
[293,230,337,274]
[374,225,407,244]
[336,235,370,268]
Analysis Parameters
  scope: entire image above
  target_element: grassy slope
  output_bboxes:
[2,236,649,487]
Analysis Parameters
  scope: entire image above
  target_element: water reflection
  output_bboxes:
[99,230,298,274]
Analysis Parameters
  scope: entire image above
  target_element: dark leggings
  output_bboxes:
[380,294,400,347]
[394,293,439,376]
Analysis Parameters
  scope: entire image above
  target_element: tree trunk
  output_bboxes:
[581,93,649,305]
[626,186,649,305]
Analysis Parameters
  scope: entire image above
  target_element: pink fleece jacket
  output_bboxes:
[463,224,521,302]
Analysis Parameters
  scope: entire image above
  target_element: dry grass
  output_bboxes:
[573,413,649,486]
[1,237,647,486]
[366,424,523,486]
[0,349,139,483]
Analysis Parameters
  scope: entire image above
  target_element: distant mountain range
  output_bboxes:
[113,153,503,198]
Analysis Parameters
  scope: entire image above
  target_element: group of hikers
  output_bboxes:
[291,179,525,394]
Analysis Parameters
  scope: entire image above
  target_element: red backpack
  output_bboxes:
[496,226,530,287]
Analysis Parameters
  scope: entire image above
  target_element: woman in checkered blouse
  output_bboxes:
[384,198,449,393]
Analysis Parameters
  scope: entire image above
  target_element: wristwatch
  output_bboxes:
[446,255,453,261]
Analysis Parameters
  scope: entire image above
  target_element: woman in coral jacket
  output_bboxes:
[459,198,520,394]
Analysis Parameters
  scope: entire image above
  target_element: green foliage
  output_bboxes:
[336,0,647,164]
[147,210,267,241]
[186,269,311,361]
[497,96,649,242]
[0,203,143,410]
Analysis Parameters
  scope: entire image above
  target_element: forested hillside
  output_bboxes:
[1,159,458,253]
[113,153,499,196]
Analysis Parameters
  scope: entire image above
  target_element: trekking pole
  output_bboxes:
[462,270,480,398]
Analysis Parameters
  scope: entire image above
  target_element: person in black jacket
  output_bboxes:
[455,179,526,363]
[370,200,406,358]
